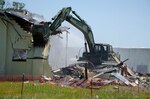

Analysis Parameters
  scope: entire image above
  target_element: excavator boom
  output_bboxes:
[66,13,95,52]
[49,7,71,34]
[49,7,95,52]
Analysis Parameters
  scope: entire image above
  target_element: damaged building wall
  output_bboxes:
[114,48,150,74]
[0,18,7,75]
[0,18,31,77]
[0,12,52,81]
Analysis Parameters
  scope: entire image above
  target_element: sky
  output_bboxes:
[6,0,150,48]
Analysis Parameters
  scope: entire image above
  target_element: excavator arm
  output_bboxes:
[66,12,95,52]
[49,7,95,53]
[49,7,71,35]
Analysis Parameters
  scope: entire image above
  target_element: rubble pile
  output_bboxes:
[40,63,150,89]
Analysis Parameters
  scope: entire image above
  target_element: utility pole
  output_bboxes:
[65,32,68,67]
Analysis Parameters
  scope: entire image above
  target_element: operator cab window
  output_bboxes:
[94,45,101,52]
[12,49,27,61]
[103,46,107,52]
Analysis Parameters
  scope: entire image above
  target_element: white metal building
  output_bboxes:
[114,48,150,74]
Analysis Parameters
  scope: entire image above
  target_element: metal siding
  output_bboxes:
[114,48,150,73]
[0,19,7,74]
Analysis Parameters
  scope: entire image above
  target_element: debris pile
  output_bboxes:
[40,63,150,89]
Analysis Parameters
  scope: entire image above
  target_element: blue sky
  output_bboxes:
[6,0,150,48]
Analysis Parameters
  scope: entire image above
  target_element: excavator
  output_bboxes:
[47,7,121,66]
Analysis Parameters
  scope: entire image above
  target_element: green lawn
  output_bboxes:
[0,82,150,99]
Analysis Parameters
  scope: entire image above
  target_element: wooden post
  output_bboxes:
[85,63,88,80]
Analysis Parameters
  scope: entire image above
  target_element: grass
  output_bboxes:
[0,82,150,99]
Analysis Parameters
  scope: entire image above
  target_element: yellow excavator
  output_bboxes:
[48,7,121,66]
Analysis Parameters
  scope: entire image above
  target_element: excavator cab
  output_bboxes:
[94,44,113,61]
[79,44,114,66]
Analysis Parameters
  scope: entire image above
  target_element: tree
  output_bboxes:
[0,0,5,9]
[12,2,25,10]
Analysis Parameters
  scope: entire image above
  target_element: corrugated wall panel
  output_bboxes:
[114,48,150,73]
[0,19,7,74]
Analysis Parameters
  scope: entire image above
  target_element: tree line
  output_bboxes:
[0,0,25,10]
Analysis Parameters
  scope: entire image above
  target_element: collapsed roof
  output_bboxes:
[0,9,50,46]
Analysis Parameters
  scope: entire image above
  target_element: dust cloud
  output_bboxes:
[48,32,85,70]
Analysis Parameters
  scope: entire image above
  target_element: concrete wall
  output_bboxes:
[114,48,150,74]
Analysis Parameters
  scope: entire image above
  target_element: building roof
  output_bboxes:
[0,9,48,32]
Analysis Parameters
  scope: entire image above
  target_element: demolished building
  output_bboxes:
[0,9,54,81]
